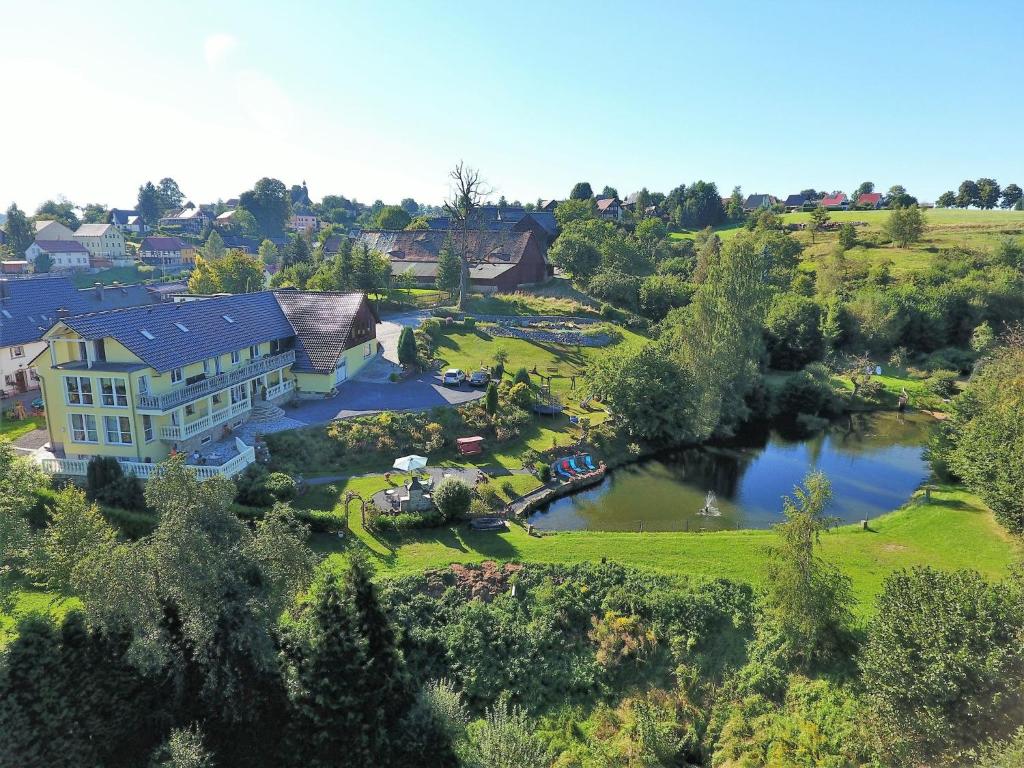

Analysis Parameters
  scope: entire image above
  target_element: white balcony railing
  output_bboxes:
[158,398,252,441]
[34,437,256,481]
[265,378,295,400]
[138,351,295,412]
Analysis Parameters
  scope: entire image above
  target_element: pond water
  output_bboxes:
[527,412,933,532]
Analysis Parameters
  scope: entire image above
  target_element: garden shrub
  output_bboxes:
[535,463,552,482]
[925,369,959,399]
[100,504,157,539]
[600,303,623,322]
[508,382,533,410]
[374,509,445,531]
[235,464,273,506]
[512,367,531,386]
[500,480,516,499]
[476,482,501,510]
[462,316,476,329]
[86,457,146,512]
[923,346,974,374]
[433,477,472,522]
[264,472,296,502]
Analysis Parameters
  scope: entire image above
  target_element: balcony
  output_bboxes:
[137,350,295,412]
[32,437,256,482]
[158,398,252,441]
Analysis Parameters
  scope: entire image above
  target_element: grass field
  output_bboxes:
[0,414,46,441]
[669,209,1024,276]
[68,264,163,288]
[317,485,1020,618]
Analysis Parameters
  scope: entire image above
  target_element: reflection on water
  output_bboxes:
[528,412,933,532]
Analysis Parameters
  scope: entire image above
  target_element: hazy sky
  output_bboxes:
[3,1,1022,212]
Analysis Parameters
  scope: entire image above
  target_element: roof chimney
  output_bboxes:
[94,281,104,299]
[57,307,70,319]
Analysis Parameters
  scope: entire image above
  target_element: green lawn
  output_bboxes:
[461,288,601,317]
[785,208,1024,274]
[319,485,1019,617]
[0,590,78,648]
[669,209,1024,275]
[68,264,162,288]
[0,415,46,441]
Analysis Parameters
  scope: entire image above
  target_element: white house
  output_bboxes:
[25,240,91,271]
[138,236,194,267]
[110,209,146,234]
[34,220,75,241]
[73,223,129,264]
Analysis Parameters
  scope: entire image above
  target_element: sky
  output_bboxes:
[2,1,1023,212]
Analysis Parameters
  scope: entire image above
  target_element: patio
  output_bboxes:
[370,466,485,514]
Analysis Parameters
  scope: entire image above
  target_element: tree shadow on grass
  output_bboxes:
[395,525,521,561]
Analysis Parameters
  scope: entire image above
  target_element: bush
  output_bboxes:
[264,471,296,501]
[433,477,472,522]
[508,382,533,410]
[925,369,958,399]
[501,480,516,499]
[512,367,531,386]
[86,456,146,511]
[100,504,157,538]
[776,367,837,419]
[420,318,443,339]
[600,303,623,322]
[588,271,641,310]
[235,464,274,506]
[462,316,476,329]
[535,463,552,482]
[923,346,975,374]
[374,509,446,531]
[476,482,501,510]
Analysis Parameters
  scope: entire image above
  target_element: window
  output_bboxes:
[138,375,150,394]
[103,415,132,445]
[99,377,128,407]
[64,376,94,405]
[249,344,259,359]
[10,346,24,358]
[69,414,98,443]
[185,404,195,416]
[171,368,183,384]
[143,415,154,442]
[364,342,372,358]
[230,350,240,364]
[140,329,155,340]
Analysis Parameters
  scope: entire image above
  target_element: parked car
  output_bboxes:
[469,370,490,387]
[442,368,466,387]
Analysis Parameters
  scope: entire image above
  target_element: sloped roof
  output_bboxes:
[76,283,157,312]
[141,236,188,252]
[821,193,848,207]
[74,223,116,237]
[272,291,374,373]
[595,197,620,211]
[357,229,536,266]
[783,194,806,207]
[57,292,295,372]
[109,209,139,225]
[33,239,90,253]
[744,194,776,209]
[0,277,82,347]
[857,192,882,205]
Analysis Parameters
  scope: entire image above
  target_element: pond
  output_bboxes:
[527,412,934,532]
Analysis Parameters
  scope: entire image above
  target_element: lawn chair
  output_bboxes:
[583,454,597,471]
[560,459,576,476]
[568,456,585,474]
[554,461,572,479]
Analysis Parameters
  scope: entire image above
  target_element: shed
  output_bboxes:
[457,436,485,455]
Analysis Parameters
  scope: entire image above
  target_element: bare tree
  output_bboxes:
[443,162,491,309]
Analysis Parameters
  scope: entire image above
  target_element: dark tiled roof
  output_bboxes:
[744,194,776,209]
[141,236,188,251]
[272,291,373,373]
[1,277,82,347]
[76,283,158,311]
[33,239,90,253]
[109,209,139,226]
[145,280,190,299]
[59,292,296,372]
[783,194,806,207]
[423,207,557,237]
[357,229,536,266]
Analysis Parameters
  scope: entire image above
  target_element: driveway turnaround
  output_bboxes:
[286,371,486,424]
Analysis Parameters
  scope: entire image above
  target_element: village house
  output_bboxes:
[855,192,884,209]
[34,220,75,241]
[109,209,146,234]
[159,202,210,233]
[743,194,778,212]
[821,193,850,210]
[782,194,808,212]
[356,228,549,292]
[73,223,129,265]
[24,240,91,271]
[595,197,623,221]
[138,236,195,267]
[29,290,378,481]
[289,213,318,233]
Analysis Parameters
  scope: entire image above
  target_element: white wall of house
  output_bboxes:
[1,341,44,393]
[24,243,90,271]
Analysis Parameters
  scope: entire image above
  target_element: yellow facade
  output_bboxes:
[34,324,377,465]
[35,325,297,464]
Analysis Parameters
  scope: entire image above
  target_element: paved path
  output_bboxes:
[376,310,429,364]
[286,372,486,423]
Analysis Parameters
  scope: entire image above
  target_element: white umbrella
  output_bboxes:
[393,455,428,472]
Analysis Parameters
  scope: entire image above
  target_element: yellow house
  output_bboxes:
[30,290,379,480]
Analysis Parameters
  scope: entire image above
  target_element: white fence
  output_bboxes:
[34,437,256,481]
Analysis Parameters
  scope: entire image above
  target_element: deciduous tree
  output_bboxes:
[569,181,593,200]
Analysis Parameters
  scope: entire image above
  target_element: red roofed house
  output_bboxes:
[595,197,623,221]
[855,192,884,209]
[821,193,849,210]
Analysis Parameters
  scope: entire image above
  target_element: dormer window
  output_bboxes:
[174,322,189,333]
[140,329,155,340]
[222,314,235,323]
